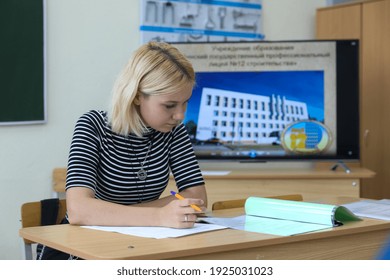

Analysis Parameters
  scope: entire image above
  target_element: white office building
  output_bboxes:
[196,87,309,144]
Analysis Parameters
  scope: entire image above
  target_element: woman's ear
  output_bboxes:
[133,95,141,105]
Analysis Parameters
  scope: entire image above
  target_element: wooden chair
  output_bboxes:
[52,167,67,197]
[212,194,303,211]
[20,199,66,259]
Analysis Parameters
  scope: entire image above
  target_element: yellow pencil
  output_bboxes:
[170,191,202,212]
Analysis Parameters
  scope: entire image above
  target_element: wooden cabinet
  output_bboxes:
[54,165,375,205]
[317,0,390,198]
[162,162,375,206]
[317,4,362,39]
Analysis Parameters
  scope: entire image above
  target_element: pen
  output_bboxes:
[170,191,202,212]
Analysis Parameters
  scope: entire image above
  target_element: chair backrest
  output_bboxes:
[212,194,303,211]
[53,167,67,194]
[20,199,66,259]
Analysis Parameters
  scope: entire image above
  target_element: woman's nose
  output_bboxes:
[173,112,184,122]
[173,108,185,122]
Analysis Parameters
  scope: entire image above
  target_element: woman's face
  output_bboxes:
[138,83,193,133]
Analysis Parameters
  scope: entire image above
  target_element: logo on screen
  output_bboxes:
[280,121,333,154]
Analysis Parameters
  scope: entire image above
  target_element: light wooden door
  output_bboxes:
[361,0,390,198]
[317,1,390,198]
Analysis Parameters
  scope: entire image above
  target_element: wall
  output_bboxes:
[0,0,326,260]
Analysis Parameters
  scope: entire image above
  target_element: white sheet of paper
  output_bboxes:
[342,199,390,220]
[82,223,227,239]
[201,170,231,176]
[201,215,332,236]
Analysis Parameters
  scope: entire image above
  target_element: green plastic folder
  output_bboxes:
[245,197,360,226]
[203,197,361,236]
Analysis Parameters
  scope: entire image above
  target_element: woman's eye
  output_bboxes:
[165,104,176,109]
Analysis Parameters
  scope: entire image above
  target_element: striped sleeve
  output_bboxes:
[65,112,101,191]
[169,124,205,191]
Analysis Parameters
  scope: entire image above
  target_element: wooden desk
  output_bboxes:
[19,198,390,260]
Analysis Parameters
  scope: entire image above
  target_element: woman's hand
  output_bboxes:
[158,198,205,228]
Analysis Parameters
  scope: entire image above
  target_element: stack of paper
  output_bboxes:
[342,199,390,220]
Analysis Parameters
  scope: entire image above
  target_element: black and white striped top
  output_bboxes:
[65,110,205,205]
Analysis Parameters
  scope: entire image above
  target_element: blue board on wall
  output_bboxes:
[0,0,46,125]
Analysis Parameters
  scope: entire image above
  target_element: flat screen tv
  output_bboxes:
[173,40,359,161]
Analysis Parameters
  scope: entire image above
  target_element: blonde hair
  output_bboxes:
[109,41,195,136]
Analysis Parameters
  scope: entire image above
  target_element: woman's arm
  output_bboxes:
[66,186,205,228]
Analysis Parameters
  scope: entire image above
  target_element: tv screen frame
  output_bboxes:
[173,40,360,162]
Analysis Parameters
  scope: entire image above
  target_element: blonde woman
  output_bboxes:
[38,41,207,259]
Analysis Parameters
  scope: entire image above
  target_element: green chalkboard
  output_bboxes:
[0,0,45,124]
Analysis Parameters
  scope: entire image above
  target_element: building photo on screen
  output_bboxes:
[174,40,360,162]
